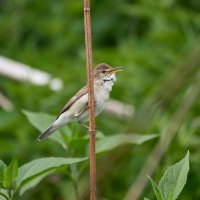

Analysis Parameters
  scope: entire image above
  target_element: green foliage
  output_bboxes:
[23,110,69,150]
[0,160,6,186]
[0,156,87,199]
[147,176,164,200]
[158,152,190,200]
[96,133,158,153]
[2,157,18,198]
[0,110,157,199]
[0,0,200,199]
[0,157,18,199]
[18,168,55,196]
[23,110,157,154]
[16,157,88,195]
[148,152,190,200]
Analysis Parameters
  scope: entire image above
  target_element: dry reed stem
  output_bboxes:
[83,0,96,199]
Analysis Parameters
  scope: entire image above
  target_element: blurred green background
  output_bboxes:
[0,0,200,199]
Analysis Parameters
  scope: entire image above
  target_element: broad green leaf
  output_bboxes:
[16,157,88,188]
[0,189,9,200]
[158,151,189,200]
[19,168,56,195]
[22,110,55,132]
[147,175,164,200]
[0,160,6,184]
[96,134,158,153]
[144,198,151,200]
[23,110,70,149]
[2,157,18,190]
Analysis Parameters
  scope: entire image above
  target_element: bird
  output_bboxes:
[37,63,122,141]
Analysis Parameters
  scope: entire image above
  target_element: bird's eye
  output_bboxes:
[102,70,106,73]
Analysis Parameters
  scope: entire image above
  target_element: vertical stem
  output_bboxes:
[83,0,96,200]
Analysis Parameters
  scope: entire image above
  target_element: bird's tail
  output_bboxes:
[37,125,57,141]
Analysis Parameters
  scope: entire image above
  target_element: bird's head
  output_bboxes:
[94,63,122,82]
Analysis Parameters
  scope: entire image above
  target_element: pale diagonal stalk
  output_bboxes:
[124,70,200,200]
[134,41,200,131]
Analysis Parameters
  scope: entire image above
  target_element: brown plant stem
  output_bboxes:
[83,0,96,200]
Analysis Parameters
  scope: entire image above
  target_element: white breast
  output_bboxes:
[94,74,116,115]
[94,92,107,116]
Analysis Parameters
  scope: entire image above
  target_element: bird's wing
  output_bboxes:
[57,86,88,118]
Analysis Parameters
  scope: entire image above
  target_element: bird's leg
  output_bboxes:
[74,105,89,117]
[78,122,96,135]
[78,122,89,129]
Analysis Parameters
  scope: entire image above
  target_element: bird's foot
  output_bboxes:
[78,122,89,129]
[78,122,96,135]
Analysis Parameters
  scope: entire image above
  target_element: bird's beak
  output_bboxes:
[108,66,123,74]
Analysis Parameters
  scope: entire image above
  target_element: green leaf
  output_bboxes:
[2,157,18,190]
[16,157,88,190]
[19,168,56,195]
[147,175,164,200]
[23,110,69,150]
[0,189,9,200]
[22,110,55,132]
[96,134,158,153]
[158,151,190,200]
[0,160,7,185]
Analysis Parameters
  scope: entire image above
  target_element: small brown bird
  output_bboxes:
[38,63,122,141]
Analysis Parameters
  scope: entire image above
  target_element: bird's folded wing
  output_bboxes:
[57,86,88,118]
